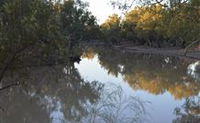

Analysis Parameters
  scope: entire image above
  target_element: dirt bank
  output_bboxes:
[113,45,200,60]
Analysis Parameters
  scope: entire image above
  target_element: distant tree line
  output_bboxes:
[101,0,200,48]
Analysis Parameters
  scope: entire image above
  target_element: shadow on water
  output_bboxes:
[0,57,148,123]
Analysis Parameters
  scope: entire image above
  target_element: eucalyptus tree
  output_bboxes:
[60,0,99,42]
[0,0,65,67]
[101,14,122,44]
[0,0,100,81]
[105,0,200,47]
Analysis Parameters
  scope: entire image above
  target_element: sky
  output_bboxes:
[83,0,170,24]
[83,0,121,24]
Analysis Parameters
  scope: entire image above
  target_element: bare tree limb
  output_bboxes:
[0,82,20,91]
[184,40,200,56]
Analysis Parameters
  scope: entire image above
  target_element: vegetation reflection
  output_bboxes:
[83,47,200,99]
[0,60,147,123]
[173,95,200,123]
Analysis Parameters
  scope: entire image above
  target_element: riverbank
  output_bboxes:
[113,43,200,60]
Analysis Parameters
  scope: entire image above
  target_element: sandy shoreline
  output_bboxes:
[113,45,200,60]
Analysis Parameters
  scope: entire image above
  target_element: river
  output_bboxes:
[0,47,200,123]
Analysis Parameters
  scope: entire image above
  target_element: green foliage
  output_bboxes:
[101,14,122,44]
[60,0,100,41]
[191,0,200,6]
[0,0,99,67]
[102,2,200,47]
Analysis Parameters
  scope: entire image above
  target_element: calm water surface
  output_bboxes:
[0,47,200,123]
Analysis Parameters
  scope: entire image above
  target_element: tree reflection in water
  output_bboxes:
[83,47,200,100]
[83,84,148,123]
[187,61,200,82]
[0,60,147,123]
[82,46,200,123]
[173,96,200,123]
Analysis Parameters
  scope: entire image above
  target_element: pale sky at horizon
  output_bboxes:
[83,0,169,24]
[83,0,122,24]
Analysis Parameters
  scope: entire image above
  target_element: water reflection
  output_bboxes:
[187,61,200,82]
[0,63,103,123]
[173,95,200,123]
[84,47,200,100]
[81,46,200,122]
[1,46,200,123]
[0,60,147,123]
